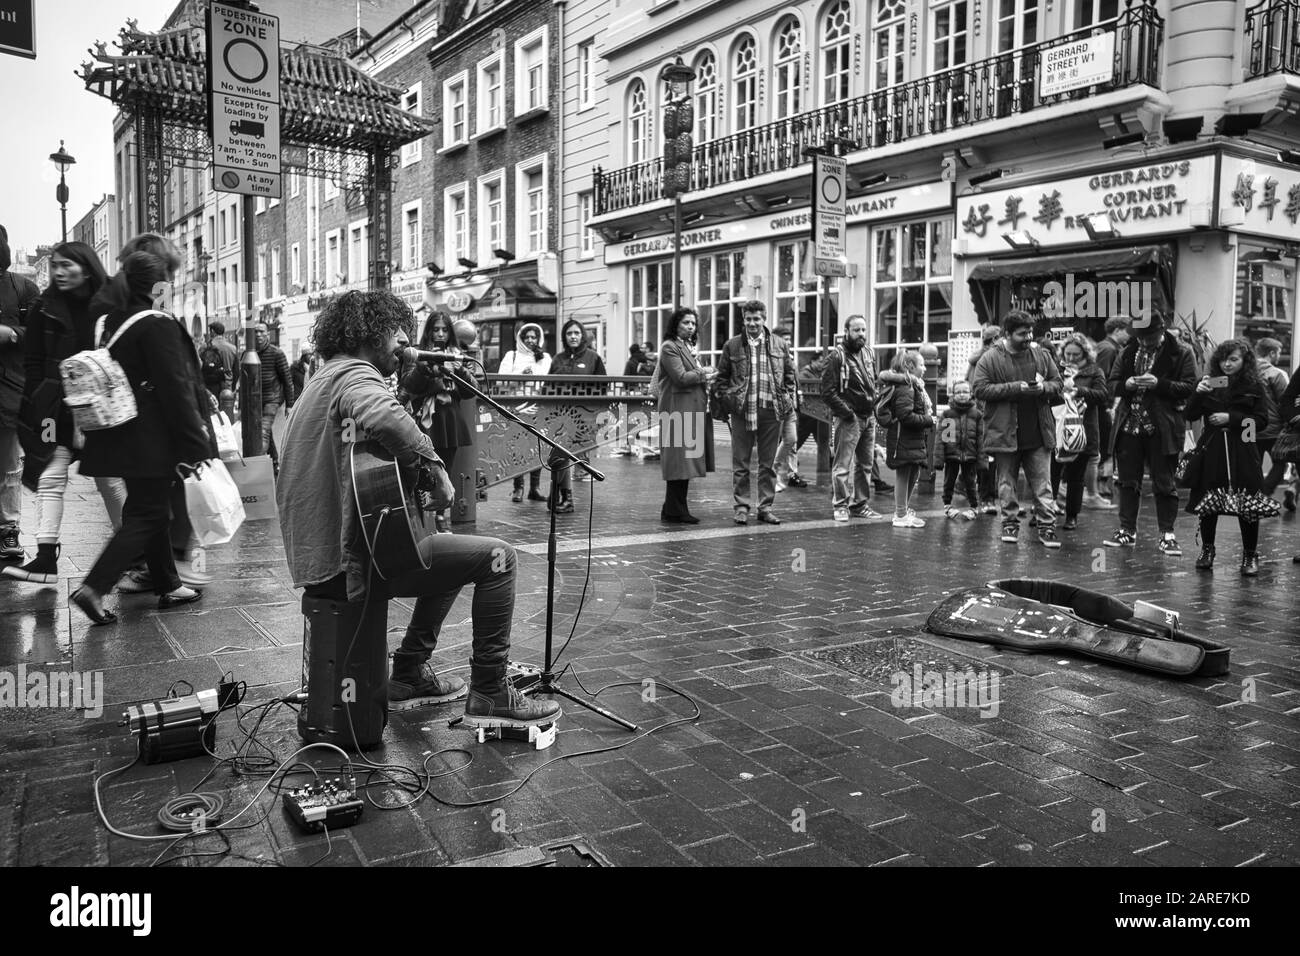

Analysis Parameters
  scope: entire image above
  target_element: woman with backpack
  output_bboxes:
[4,242,126,584]
[1184,339,1273,576]
[878,350,937,528]
[1051,333,1109,532]
[69,246,216,624]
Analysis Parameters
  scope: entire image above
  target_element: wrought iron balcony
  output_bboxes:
[1245,0,1300,79]
[595,0,1163,217]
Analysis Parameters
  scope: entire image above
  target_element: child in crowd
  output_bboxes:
[940,380,983,520]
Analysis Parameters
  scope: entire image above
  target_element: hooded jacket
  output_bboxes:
[18,241,107,480]
[939,397,984,462]
[971,340,1065,454]
[879,368,933,467]
[497,322,551,376]
[550,319,606,376]
[0,225,41,429]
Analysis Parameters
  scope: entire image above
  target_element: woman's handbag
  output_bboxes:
[1270,425,1300,464]
[180,459,246,546]
[1054,393,1087,462]
[1175,436,1206,488]
[1194,432,1282,520]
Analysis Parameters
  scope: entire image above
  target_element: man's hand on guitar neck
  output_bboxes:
[415,457,456,513]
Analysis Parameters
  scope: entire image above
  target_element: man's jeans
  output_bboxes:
[730,407,780,513]
[385,532,516,680]
[994,447,1055,530]
[1115,433,1179,534]
[830,415,874,510]
[774,410,799,491]
[0,426,21,530]
[261,402,282,462]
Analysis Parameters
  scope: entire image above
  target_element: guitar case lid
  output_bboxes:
[924,578,1229,678]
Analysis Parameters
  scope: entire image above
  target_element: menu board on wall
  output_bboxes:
[947,329,983,388]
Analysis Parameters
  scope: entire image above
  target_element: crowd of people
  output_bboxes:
[647,299,1299,571]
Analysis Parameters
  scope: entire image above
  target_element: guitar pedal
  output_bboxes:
[283,775,365,833]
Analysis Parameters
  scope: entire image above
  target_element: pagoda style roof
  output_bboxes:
[80,20,434,150]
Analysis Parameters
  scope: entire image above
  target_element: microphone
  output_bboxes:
[403,347,460,364]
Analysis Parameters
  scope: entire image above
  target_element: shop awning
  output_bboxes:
[967,244,1171,282]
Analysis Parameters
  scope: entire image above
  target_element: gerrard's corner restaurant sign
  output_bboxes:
[604,181,953,265]
[956,156,1215,255]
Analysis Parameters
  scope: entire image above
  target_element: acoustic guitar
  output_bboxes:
[350,440,431,579]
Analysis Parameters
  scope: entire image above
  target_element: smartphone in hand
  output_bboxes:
[1206,376,1229,388]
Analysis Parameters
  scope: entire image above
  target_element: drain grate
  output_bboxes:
[806,636,995,686]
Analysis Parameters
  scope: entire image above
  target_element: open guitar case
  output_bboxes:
[925,579,1229,678]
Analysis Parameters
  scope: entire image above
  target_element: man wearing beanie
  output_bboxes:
[972,309,1064,548]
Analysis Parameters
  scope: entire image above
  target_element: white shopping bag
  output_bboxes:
[211,411,240,461]
[182,459,246,546]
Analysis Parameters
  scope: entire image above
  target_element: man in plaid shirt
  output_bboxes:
[716,300,796,525]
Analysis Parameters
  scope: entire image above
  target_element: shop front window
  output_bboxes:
[774,239,838,370]
[1235,243,1296,370]
[696,249,748,362]
[872,217,955,394]
[630,260,674,353]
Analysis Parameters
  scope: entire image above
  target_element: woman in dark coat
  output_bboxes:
[71,248,217,624]
[1185,339,1271,576]
[879,350,935,527]
[400,312,476,531]
[5,242,123,583]
[658,307,716,523]
[1052,333,1110,531]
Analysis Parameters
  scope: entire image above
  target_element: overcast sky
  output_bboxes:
[0,0,180,259]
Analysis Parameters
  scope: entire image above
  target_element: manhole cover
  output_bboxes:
[806,636,993,686]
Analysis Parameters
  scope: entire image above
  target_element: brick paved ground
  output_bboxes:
[2,439,1298,867]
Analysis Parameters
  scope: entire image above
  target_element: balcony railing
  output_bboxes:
[1245,0,1300,79]
[595,0,1164,217]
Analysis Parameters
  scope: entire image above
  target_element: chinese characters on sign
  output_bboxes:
[1221,157,1300,239]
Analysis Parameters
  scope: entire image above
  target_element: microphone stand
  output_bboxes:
[441,361,638,732]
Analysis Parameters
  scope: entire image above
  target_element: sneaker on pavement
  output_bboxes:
[1082,493,1116,510]
[2,543,59,584]
[944,505,960,519]
[1000,523,1019,543]
[1158,534,1182,557]
[848,504,881,519]
[1038,526,1062,549]
[960,509,977,521]
[981,501,999,515]
[0,528,22,560]
[788,474,809,488]
[389,663,467,710]
[833,508,849,522]
[1103,529,1136,548]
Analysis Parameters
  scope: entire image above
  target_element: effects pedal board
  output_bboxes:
[283,775,365,833]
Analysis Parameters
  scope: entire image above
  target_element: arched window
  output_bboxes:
[773,16,802,119]
[821,0,852,106]
[628,79,650,164]
[732,35,758,132]
[874,0,906,91]
[694,51,718,144]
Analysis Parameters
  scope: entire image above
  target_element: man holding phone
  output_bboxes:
[1103,310,1197,554]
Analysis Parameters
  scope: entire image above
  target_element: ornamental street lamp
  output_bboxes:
[49,141,77,243]
[660,56,694,312]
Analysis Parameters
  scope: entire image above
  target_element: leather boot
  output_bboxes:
[1194,545,1215,571]
[527,472,547,501]
[466,664,560,724]
[1240,552,1259,576]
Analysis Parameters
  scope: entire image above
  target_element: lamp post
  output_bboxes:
[660,57,694,312]
[49,142,76,243]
